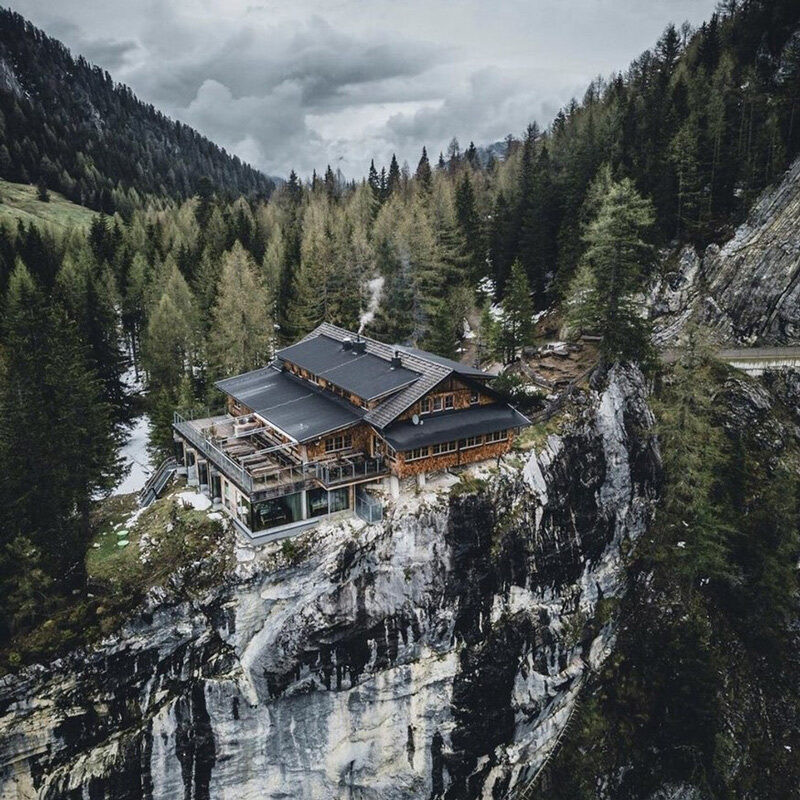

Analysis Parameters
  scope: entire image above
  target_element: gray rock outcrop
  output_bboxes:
[0,366,660,800]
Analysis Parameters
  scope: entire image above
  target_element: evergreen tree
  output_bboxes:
[455,171,484,280]
[415,147,432,191]
[386,155,401,196]
[567,177,655,363]
[0,262,121,609]
[496,259,533,362]
[367,159,381,201]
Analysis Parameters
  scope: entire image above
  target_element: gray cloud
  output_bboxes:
[9,0,720,177]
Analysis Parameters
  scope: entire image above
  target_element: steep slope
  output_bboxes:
[0,178,96,230]
[0,366,659,799]
[651,156,800,346]
[0,9,273,213]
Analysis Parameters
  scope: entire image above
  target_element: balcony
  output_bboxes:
[315,455,387,487]
[173,411,387,500]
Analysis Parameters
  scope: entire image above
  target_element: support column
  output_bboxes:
[175,440,188,476]
[416,471,426,489]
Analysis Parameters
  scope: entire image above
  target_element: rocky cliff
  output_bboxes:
[650,156,800,346]
[0,365,660,800]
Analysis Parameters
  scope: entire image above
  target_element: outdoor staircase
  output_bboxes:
[138,456,177,508]
[510,675,587,799]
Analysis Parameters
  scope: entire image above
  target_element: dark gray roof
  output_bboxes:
[304,323,453,429]
[215,366,364,442]
[276,334,420,401]
[395,345,494,379]
[381,405,530,451]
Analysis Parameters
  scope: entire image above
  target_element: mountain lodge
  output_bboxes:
[173,323,530,539]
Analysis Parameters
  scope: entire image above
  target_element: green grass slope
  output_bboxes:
[0,179,96,230]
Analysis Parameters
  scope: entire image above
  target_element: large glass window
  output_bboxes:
[250,491,304,532]
[306,486,350,517]
[329,487,350,513]
[307,487,330,518]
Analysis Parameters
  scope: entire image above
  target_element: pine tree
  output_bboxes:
[0,261,121,599]
[122,252,150,372]
[567,177,655,363]
[387,155,401,196]
[497,259,533,362]
[455,171,484,280]
[207,241,273,377]
[415,147,432,191]
[367,159,381,201]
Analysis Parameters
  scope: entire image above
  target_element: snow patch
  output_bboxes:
[176,491,212,511]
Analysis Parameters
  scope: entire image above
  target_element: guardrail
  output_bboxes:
[138,456,177,508]
[355,487,383,524]
[316,456,387,486]
[174,412,254,493]
[175,412,389,501]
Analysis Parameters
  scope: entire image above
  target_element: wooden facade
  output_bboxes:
[304,421,376,462]
[396,375,494,422]
[388,432,512,478]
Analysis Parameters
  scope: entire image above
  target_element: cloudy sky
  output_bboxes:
[10,0,718,178]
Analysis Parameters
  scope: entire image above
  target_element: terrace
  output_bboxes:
[173,411,387,501]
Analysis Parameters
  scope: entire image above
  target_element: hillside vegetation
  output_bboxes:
[0,8,273,215]
[0,178,96,229]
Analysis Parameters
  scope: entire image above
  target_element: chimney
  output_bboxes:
[391,350,402,368]
[352,333,367,354]
[342,338,353,351]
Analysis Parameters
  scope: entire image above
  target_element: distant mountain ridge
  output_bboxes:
[0,8,274,214]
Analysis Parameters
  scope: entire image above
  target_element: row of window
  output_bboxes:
[325,433,353,453]
[405,430,508,461]
[419,391,480,415]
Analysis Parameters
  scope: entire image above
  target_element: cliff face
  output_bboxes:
[651,156,800,346]
[0,365,660,800]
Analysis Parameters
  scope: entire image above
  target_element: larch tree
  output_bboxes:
[143,262,197,393]
[208,241,273,377]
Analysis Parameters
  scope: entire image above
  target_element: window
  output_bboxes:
[307,487,330,518]
[469,391,479,405]
[432,440,457,455]
[444,394,454,409]
[432,396,443,412]
[485,430,507,444]
[251,490,303,532]
[406,447,429,461]
[329,487,350,513]
[420,397,432,414]
[325,434,353,453]
[459,435,481,449]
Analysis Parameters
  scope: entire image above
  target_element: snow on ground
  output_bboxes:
[176,491,212,511]
[112,414,153,496]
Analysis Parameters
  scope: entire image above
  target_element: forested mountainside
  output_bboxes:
[1,0,799,669]
[0,8,273,215]
[0,2,799,797]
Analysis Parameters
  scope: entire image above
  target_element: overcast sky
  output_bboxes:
[10,0,718,178]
